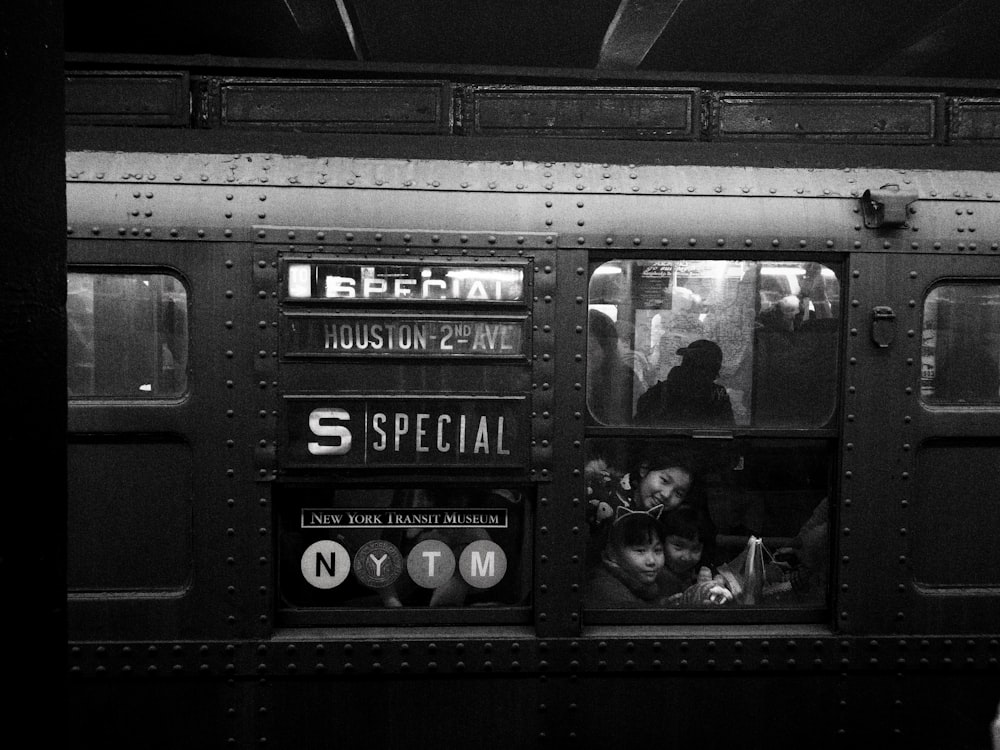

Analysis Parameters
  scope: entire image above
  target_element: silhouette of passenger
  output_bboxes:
[615,320,656,393]
[634,339,735,426]
[588,309,634,424]
[799,262,833,319]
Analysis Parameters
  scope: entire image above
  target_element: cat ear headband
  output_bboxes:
[614,503,664,522]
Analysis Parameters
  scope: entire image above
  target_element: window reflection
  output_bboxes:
[67,272,188,398]
[587,260,841,428]
[922,284,1000,405]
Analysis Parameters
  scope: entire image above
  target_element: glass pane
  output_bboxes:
[913,441,1000,587]
[68,272,189,398]
[278,484,532,609]
[921,284,1000,404]
[583,438,831,610]
[587,259,841,427]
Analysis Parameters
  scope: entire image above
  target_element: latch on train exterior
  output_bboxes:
[871,305,896,348]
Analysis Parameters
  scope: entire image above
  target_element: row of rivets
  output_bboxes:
[64,223,998,254]
[255,652,994,673]
[532,251,555,618]
[224,255,241,630]
[63,157,1000,197]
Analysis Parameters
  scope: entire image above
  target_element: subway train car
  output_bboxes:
[65,67,1000,748]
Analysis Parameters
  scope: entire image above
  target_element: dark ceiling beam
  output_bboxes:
[281,0,362,59]
[597,0,687,70]
[333,0,366,61]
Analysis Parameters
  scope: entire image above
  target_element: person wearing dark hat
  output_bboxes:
[633,339,735,427]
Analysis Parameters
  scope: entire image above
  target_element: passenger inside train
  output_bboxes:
[584,438,831,610]
[376,487,495,608]
[633,338,736,426]
[587,259,842,430]
[615,320,657,395]
[587,308,635,424]
[583,506,668,608]
[584,443,703,568]
[658,504,713,596]
[756,294,805,332]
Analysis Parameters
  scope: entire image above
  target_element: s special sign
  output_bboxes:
[283,395,529,469]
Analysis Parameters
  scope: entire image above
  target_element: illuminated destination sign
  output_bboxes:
[285,261,525,303]
[283,395,529,468]
[282,314,526,357]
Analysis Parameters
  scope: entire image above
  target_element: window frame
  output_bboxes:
[581,251,845,625]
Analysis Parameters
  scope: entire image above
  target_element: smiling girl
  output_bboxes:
[585,444,705,568]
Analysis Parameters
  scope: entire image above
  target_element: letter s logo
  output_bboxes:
[308,408,352,455]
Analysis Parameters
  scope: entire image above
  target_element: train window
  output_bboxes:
[584,438,830,614]
[67,271,188,398]
[913,440,1000,588]
[588,259,841,427]
[277,483,532,621]
[921,283,1000,404]
[585,258,840,619]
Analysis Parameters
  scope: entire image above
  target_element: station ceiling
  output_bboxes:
[67,0,1000,82]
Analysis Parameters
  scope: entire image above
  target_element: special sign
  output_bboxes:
[282,314,526,357]
[283,395,528,468]
[285,261,525,303]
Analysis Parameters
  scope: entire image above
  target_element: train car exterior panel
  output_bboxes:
[65,138,1000,746]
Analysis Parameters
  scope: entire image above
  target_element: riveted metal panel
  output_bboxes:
[572,672,841,744]
[259,673,543,747]
[217,79,453,134]
[837,252,908,634]
[950,97,1000,143]
[66,71,190,126]
[68,439,194,593]
[713,92,943,144]
[534,248,589,637]
[68,677,239,748]
[467,85,699,139]
[252,244,280,488]
[548,193,857,249]
[254,635,541,676]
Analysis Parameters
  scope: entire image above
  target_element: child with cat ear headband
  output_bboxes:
[584,504,668,608]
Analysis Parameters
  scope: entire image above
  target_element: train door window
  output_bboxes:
[921,283,1000,405]
[67,271,188,398]
[585,258,841,620]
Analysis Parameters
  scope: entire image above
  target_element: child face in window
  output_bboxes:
[664,535,703,575]
[617,538,666,584]
[636,466,692,511]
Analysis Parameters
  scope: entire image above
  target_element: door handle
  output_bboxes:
[871,306,896,348]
